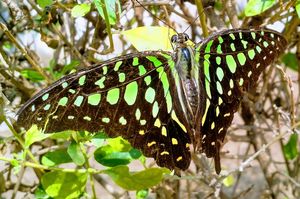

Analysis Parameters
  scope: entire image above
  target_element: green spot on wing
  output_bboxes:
[62,82,68,88]
[205,79,212,99]
[135,108,141,120]
[102,117,110,123]
[107,88,120,105]
[205,40,213,53]
[145,87,155,103]
[88,93,101,106]
[118,73,125,83]
[144,76,151,86]
[95,77,105,89]
[216,56,221,65]
[102,66,108,75]
[241,40,248,49]
[119,116,127,125]
[229,33,235,40]
[146,56,162,67]
[78,75,86,86]
[83,116,91,121]
[132,57,139,66]
[138,65,147,76]
[42,93,49,101]
[248,49,255,60]
[237,53,246,66]
[263,41,269,47]
[204,55,210,81]
[216,67,224,81]
[124,81,138,105]
[217,45,222,53]
[230,43,236,51]
[226,55,237,73]
[114,61,122,71]
[114,61,123,71]
[58,97,68,106]
[68,89,76,94]
[152,101,159,118]
[43,104,51,110]
[74,96,84,107]
[216,81,223,94]
[256,46,262,53]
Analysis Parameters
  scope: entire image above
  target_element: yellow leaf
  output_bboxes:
[121,26,176,51]
[222,174,235,187]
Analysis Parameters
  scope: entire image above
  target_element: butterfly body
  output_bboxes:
[17,28,287,174]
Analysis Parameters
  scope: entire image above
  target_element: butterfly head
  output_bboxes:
[171,33,189,43]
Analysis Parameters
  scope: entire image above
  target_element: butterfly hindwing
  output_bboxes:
[17,51,191,170]
[198,28,287,172]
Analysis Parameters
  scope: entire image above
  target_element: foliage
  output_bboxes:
[0,0,299,198]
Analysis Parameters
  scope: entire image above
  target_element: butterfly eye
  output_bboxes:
[183,33,189,41]
[171,35,178,43]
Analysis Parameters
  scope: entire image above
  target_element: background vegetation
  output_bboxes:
[0,0,299,198]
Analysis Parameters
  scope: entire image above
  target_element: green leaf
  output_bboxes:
[20,69,45,82]
[121,26,176,51]
[108,136,131,152]
[41,171,87,198]
[94,145,132,167]
[136,189,149,199]
[71,3,91,18]
[104,165,170,190]
[67,141,86,166]
[34,185,51,199]
[129,148,142,159]
[0,172,5,194]
[244,0,276,16]
[61,60,80,76]
[24,125,51,148]
[282,53,299,71]
[296,0,300,18]
[91,133,107,147]
[37,0,53,8]
[41,149,73,166]
[93,0,121,25]
[283,134,299,160]
[49,131,72,140]
[222,174,235,187]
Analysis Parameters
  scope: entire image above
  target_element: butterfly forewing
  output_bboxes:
[17,52,191,170]
[197,29,287,172]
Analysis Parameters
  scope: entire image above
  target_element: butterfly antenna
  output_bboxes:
[182,5,211,35]
[134,0,178,34]
[183,15,200,34]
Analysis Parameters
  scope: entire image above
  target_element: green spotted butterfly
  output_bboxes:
[16,28,287,174]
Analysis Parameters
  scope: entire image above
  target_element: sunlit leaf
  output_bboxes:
[104,165,170,190]
[282,53,299,71]
[24,125,51,148]
[121,26,176,51]
[136,189,149,199]
[20,69,45,82]
[244,0,276,16]
[94,145,132,167]
[222,174,235,187]
[108,136,131,152]
[41,149,72,166]
[67,141,85,166]
[93,0,121,25]
[283,134,299,160]
[37,0,53,8]
[296,0,300,18]
[71,3,91,18]
[41,171,87,198]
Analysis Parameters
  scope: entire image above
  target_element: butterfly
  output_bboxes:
[16,28,287,174]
